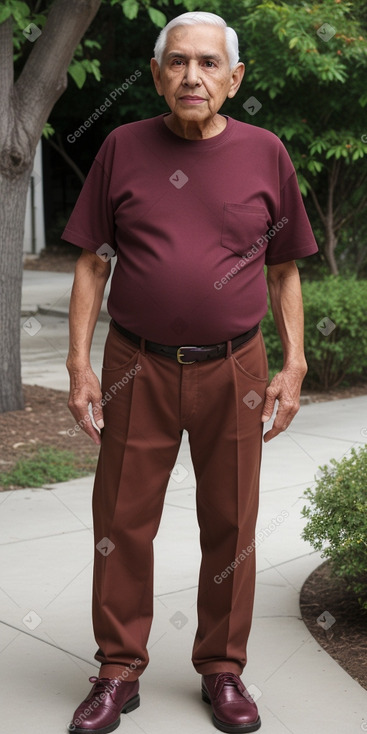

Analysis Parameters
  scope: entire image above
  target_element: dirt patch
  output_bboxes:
[300,560,367,690]
[23,246,79,273]
[0,384,99,490]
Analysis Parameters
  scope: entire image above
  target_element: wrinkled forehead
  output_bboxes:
[164,24,229,61]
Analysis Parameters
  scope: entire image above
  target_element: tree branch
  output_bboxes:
[333,165,367,220]
[46,133,86,185]
[0,18,14,141]
[329,158,340,198]
[15,0,102,148]
[335,192,367,231]
[308,183,326,226]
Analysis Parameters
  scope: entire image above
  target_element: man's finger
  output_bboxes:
[81,422,102,446]
[261,388,277,422]
[91,398,104,429]
[263,402,298,442]
[67,393,103,445]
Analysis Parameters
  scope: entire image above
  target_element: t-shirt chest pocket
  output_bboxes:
[221,203,270,257]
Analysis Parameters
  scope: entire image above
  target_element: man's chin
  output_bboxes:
[171,105,211,121]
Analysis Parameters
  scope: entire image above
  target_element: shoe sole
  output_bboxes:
[68,694,140,734]
[201,689,261,733]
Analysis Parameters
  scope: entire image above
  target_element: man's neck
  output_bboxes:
[163,113,227,140]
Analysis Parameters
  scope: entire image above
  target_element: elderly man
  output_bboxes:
[63,10,317,734]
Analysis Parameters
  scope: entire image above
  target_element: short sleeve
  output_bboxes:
[61,135,116,255]
[265,146,318,265]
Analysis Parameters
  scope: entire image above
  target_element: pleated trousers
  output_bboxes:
[91,321,268,680]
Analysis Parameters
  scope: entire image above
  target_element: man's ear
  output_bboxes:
[150,58,164,96]
[227,62,245,99]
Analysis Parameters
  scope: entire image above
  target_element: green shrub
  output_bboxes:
[301,445,367,611]
[261,275,367,390]
[0,446,93,489]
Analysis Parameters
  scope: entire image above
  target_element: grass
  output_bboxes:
[0,446,96,489]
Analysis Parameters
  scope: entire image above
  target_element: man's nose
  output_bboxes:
[183,60,201,86]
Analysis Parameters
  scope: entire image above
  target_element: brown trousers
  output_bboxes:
[92,322,268,680]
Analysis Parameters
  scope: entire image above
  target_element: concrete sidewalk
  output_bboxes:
[21,268,110,321]
[2,269,366,734]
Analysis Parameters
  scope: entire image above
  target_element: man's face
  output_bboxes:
[151,24,244,124]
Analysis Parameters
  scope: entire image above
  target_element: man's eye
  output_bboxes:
[204,61,215,68]
[172,59,184,65]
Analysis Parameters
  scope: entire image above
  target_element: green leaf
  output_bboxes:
[147,7,166,28]
[289,36,299,49]
[325,148,336,159]
[89,59,101,81]
[84,39,102,50]
[122,0,139,20]
[42,122,55,139]
[0,6,12,23]
[68,62,87,89]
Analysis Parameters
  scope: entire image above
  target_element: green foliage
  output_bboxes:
[119,0,140,20]
[234,0,367,175]
[110,0,169,25]
[68,59,101,89]
[239,0,367,92]
[147,5,167,27]
[6,0,177,88]
[42,121,54,138]
[0,446,95,489]
[261,275,367,389]
[2,0,46,57]
[301,445,367,611]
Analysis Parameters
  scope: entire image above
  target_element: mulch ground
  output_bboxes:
[300,561,367,690]
[24,246,79,272]
[0,384,99,487]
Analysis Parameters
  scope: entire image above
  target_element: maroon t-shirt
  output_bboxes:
[62,114,318,345]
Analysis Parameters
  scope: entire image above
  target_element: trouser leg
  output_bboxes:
[186,330,269,675]
[91,325,182,680]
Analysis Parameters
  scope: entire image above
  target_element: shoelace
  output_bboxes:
[89,676,117,696]
[214,673,248,700]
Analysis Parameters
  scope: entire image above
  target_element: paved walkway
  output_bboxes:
[1,270,366,734]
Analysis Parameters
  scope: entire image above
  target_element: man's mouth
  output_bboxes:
[179,96,206,104]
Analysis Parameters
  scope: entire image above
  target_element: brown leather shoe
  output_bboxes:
[68,676,140,733]
[202,672,261,733]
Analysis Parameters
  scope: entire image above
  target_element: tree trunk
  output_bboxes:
[0,0,101,413]
[324,225,339,275]
[323,160,340,276]
[0,170,31,412]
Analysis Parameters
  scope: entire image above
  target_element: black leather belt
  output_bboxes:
[111,320,259,364]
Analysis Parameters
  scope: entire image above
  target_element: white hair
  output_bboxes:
[153,11,240,70]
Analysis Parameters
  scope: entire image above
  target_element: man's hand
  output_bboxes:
[261,361,307,442]
[67,365,104,445]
